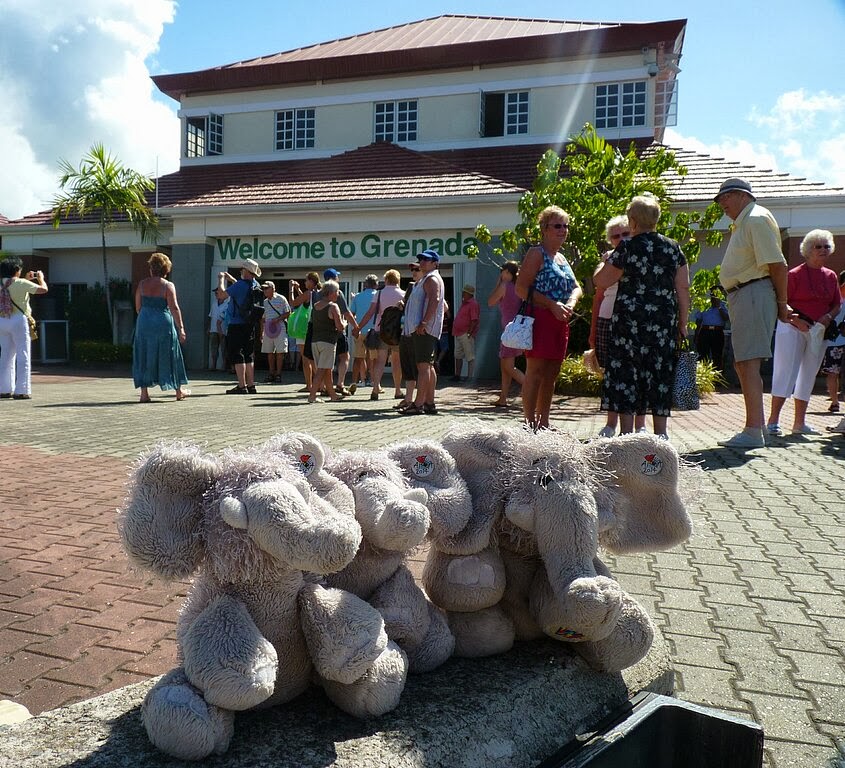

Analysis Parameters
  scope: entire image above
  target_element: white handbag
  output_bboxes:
[501,289,535,350]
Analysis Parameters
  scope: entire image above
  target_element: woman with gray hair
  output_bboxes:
[594,194,690,439]
[766,229,840,436]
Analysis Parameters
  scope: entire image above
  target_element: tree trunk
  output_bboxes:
[101,225,115,343]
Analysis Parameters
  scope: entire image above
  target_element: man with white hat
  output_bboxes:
[217,258,263,395]
[713,178,789,448]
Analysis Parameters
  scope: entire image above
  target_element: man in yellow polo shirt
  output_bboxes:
[715,178,789,449]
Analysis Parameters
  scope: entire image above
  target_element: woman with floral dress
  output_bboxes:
[594,194,690,438]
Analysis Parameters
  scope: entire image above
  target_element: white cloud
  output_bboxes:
[666,87,845,190]
[0,0,180,220]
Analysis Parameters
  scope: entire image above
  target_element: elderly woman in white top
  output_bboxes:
[766,229,840,436]
[0,257,48,400]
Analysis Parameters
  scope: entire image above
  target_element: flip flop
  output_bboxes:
[176,390,191,401]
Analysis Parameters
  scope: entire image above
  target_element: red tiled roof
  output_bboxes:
[153,15,686,100]
[4,141,842,228]
[155,142,523,209]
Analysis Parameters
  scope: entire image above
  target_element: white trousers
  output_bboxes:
[770,320,825,401]
[0,313,31,396]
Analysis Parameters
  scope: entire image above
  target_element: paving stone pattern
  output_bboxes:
[0,369,843,768]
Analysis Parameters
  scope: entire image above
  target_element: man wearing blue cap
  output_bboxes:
[321,268,361,395]
[401,249,445,415]
[714,178,789,448]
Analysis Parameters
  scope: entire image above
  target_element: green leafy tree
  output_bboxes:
[470,123,724,286]
[51,144,159,337]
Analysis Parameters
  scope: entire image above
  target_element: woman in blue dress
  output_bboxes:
[132,252,189,402]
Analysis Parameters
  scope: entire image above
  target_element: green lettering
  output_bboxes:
[239,241,253,258]
[273,242,287,259]
[258,242,273,259]
[338,241,355,258]
[361,234,380,258]
[445,232,462,256]
[394,239,410,258]
[411,238,427,256]
[216,238,240,259]
[312,242,325,259]
[288,242,311,259]
[428,237,444,255]
[381,239,394,257]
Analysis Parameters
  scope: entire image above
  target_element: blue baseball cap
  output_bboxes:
[323,268,341,280]
[416,249,441,263]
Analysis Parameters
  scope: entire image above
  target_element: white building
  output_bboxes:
[2,15,842,372]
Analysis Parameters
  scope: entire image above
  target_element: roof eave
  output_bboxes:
[152,19,686,101]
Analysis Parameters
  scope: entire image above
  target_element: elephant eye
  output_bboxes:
[536,472,554,489]
[354,470,369,484]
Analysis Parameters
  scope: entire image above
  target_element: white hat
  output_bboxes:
[240,258,262,277]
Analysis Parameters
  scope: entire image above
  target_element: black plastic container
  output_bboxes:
[539,692,764,768]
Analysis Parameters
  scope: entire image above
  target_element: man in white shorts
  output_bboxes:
[260,281,291,383]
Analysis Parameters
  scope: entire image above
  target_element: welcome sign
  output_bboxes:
[216,231,479,262]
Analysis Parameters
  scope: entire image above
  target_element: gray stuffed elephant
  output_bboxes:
[119,441,406,760]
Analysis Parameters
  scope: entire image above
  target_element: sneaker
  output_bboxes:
[792,424,820,435]
[766,423,783,437]
[597,426,616,438]
[226,386,248,395]
[718,431,765,449]
[263,375,275,383]
[657,433,670,441]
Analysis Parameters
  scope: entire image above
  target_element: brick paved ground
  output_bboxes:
[0,367,843,767]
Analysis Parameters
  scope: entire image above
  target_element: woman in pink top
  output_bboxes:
[487,261,525,408]
[766,230,840,436]
[355,269,405,400]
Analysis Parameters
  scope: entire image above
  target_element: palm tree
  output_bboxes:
[52,143,159,339]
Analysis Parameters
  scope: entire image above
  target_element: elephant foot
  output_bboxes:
[405,602,455,673]
[448,606,515,658]
[142,668,235,761]
[422,548,505,612]
[577,596,656,672]
[299,583,387,684]
[322,641,409,717]
[182,596,278,711]
[370,565,431,650]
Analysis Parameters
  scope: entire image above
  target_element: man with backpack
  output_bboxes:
[218,258,264,395]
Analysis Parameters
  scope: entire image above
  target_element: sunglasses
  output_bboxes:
[814,244,832,249]
[410,266,420,272]
[551,223,569,230]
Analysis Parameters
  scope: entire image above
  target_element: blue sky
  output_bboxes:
[1,0,843,218]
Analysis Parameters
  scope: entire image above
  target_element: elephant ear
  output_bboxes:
[589,434,693,554]
[387,440,472,538]
[118,441,217,580]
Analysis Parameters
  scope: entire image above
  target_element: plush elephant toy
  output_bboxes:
[119,441,407,761]
[328,443,457,673]
[426,423,694,672]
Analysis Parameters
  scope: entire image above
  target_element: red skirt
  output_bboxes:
[524,306,570,361]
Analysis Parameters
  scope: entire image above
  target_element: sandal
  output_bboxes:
[422,403,438,415]
[493,401,508,408]
[400,404,423,416]
[176,389,191,401]
[393,400,412,411]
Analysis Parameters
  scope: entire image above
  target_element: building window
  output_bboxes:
[654,81,678,128]
[481,91,529,137]
[275,108,315,150]
[595,82,647,129]
[185,114,223,157]
[374,100,417,142]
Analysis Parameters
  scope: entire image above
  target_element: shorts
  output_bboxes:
[726,278,776,362]
[226,323,256,365]
[336,333,349,356]
[438,333,450,353]
[399,335,416,381]
[453,332,476,361]
[261,335,288,354]
[594,316,612,369]
[820,344,845,375]
[412,332,438,366]
[353,334,378,359]
[312,340,337,369]
[524,306,570,362]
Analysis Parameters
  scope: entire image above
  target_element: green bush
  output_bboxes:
[555,353,728,397]
[71,340,132,364]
